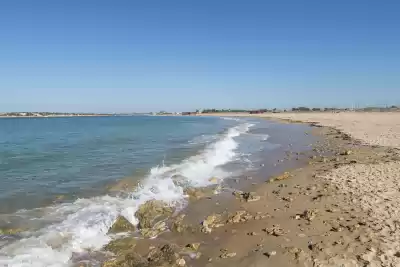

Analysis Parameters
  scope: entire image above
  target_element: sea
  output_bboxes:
[0,115,315,266]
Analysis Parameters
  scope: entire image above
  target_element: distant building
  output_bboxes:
[249,110,265,114]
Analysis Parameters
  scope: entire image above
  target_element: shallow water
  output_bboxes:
[0,115,314,266]
[0,116,238,213]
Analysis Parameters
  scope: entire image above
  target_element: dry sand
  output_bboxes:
[100,112,400,267]
[198,112,400,266]
[320,161,400,266]
[204,112,400,148]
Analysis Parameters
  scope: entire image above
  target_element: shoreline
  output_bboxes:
[2,113,398,266]
[99,113,400,267]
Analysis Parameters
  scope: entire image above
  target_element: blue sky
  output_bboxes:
[0,0,399,112]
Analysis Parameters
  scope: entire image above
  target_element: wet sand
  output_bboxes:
[99,113,400,267]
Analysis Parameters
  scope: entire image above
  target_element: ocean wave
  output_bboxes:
[0,123,253,267]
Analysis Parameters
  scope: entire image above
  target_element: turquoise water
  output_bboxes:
[0,115,237,213]
[0,115,314,266]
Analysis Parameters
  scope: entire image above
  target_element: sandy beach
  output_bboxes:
[201,112,400,148]
[99,112,400,267]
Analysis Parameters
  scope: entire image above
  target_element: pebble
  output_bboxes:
[176,258,186,266]
[264,251,277,257]
[220,252,237,258]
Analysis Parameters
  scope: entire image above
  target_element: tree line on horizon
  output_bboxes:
[197,105,399,113]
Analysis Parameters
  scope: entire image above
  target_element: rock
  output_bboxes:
[104,237,136,255]
[227,211,253,224]
[307,185,317,191]
[282,196,293,202]
[140,221,167,238]
[264,251,277,257]
[0,227,24,235]
[263,224,285,236]
[201,214,222,233]
[340,150,352,156]
[147,244,179,265]
[326,208,337,213]
[186,243,201,251]
[140,228,157,238]
[361,247,376,262]
[341,133,351,140]
[299,209,318,221]
[203,214,218,226]
[185,187,215,200]
[220,251,236,258]
[102,260,119,267]
[254,214,268,220]
[102,252,146,267]
[171,214,187,233]
[274,172,291,181]
[232,191,242,199]
[233,191,260,202]
[213,185,222,194]
[208,177,218,183]
[176,258,186,266]
[184,188,206,200]
[108,215,136,234]
[135,200,174,229]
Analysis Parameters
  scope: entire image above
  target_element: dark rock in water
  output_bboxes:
[104,237,137,255]
[135,200,174,229]
[108,216,136,234]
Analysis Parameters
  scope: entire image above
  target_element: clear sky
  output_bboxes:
[1,0,399,112]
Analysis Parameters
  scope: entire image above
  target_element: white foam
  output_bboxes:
[0,123,253,267]
[220,117,241,121]
[187,134,217,145]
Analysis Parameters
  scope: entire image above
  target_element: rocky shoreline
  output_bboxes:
[94,118,400,267]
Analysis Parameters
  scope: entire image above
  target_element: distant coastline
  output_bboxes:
[0,112,114,118]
